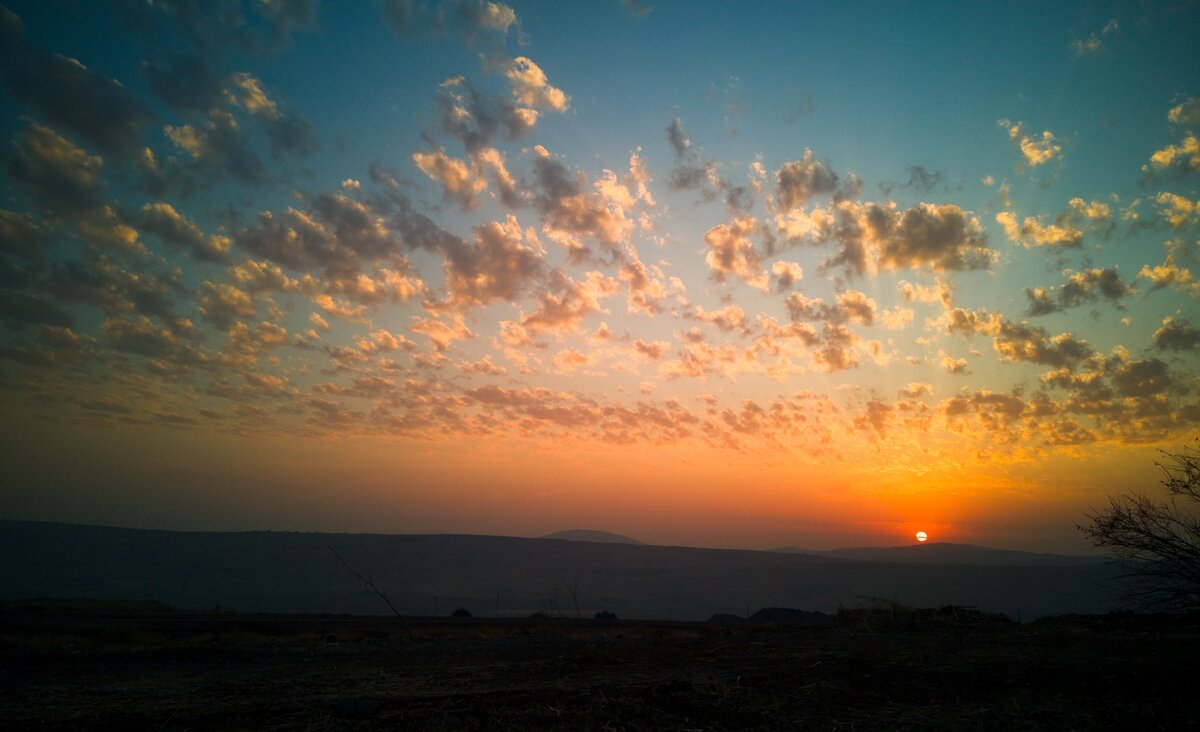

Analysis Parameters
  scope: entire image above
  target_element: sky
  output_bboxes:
[1,0,1198,553]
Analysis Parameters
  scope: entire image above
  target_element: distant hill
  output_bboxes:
[772,542,1108,567]
[0,521,1123,621]
[542,529,643,545]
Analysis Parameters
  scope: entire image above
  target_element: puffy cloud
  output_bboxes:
[1169,98,1200,127]
[1138,240,1200,297]
[992,321,1093,368]
[505,56,569,112]
[230,259,313,293]
[529,146,634,256]
[438,215,543,309]
[704,216,768,290]
[898,278,953,309]
[871,203,992,271]
[998,119,1062,167]
[633,339,670,359]
[776,200,992,276]
[165,109,267,186]
[521,270,618,333]
[140,203,230,261]
[0,7,151,155]
[880,306,914,330]
[772,260,803,291]
[412,148,489,209]
[436,75,540,152]
[774,150,839,210]
[197,281,256,327]
[4,122,105,218]
[1024,267,1132,315]
[101,315,179,357]
[1155,192,1199,229]
[785,289,876,326]
[1148,134,1200,174]
[692,304,748,334]
[1153,318,1200,352]
[995,210,1083,248]
[411,313,475,351]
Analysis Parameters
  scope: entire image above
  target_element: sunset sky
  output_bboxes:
[2,1,1198,553]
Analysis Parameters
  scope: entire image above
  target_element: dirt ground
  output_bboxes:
[1,601,1196,730]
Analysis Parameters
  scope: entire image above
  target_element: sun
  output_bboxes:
[915,531,928,542]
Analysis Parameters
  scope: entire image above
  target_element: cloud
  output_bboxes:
[197,281,256,328]
[1147,134,1200,174]
[1155,192,1198,228]
[412,148,489,209]
[437,215,543,309]
[529,146,635,257]
[0,6,152,155]
[165,109,267,186]
[995,210,1083,248]
[775,150,839,210]
[998,119,1062,168]
[786,289,876,327]
[1169,97,1200,127]
[140,202,230,262]
[1070,19,1118,57]
[411,313,475,351]
[775,200,992,276]
[871,203,993,271]
[4,122,105,218]
[703,216,768,290]
[1153,318,1200,352]
[1024,267,1132,315]
[0,209,47,261]
[505,57,570,113]
[1138,239,1200,296]
[772,260,803,291]
[380,0,519,49]
[140,53,225,112]
[521,270,618,333]
[436,75,543,152]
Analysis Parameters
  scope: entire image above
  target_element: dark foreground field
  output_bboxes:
[2,601,1196,730]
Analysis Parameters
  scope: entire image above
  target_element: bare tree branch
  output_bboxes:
[328,546,414,640]
[1079,441,1200,612]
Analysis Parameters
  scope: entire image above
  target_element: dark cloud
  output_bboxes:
[0,209,47,261]
[0,6,152,156]
[1154,318,1200,352]
[140,53,225,112]
[111,0,317,55]
[775,150,839,210]
[1025,267,1131,316]
[140,203,230,262]
[380,0,519,49]
[165,109,267,186]
[869,203,993,272]
[4,122,105,218]
[436,76,537,153]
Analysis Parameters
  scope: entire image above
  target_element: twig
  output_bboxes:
[328,546,414,640]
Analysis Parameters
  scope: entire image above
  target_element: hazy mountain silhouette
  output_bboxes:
[542,529,644,545]
[771,542,1108,567]
[0,521,1123,621]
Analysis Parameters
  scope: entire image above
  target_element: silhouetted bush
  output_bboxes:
[1079,442,1200,611]
[594,610,617,620]
[451,607,472,618]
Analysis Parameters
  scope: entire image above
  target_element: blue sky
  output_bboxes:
[1,0,1198,551]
